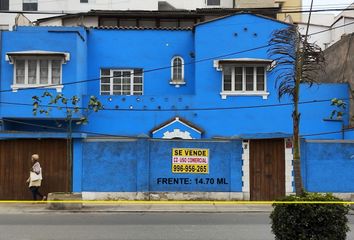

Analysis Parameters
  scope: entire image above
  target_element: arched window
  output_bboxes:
[171,56,184,83]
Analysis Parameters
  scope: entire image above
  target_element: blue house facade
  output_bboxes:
[0,13,353,200]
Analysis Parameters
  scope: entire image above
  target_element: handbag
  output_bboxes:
[30,169,42,181]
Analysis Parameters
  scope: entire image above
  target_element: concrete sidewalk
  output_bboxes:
[0,202,273,214]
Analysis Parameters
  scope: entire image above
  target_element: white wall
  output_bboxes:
[298,23,331,50]
[332,17,354,44]
[303,13,334,26]
[332,18,346,44]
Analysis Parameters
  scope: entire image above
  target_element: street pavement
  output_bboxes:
[0,212,274,240]
[0,203,353,240]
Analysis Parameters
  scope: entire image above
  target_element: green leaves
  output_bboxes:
[32,92,102,126]
[330,98,347,120]
[88,95,104,112]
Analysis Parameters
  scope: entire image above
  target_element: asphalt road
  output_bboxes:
[0,212,353,240]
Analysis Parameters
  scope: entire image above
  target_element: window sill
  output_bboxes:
[11,84,63,92]
[220,91,269,99]
[169,80,186,88]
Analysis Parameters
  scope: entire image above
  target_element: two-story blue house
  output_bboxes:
[0,13,352,200]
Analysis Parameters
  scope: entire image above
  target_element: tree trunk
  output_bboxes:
[293,50,304,195]
[66,119,73,192]
[293,109,303,195]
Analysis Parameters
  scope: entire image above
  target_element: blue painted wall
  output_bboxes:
[0,27,87,119]
[1,14,354,194]
[80,83,349,139]
[82,140,138,191]
[301,140,354,192]
[80,139,242,192]
[0,14,350,140]
[87,29,195,96]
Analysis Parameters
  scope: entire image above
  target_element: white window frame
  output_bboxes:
[170,56,185,88]
[100,68,143,96]
[220,64,269,99]
[10,56,64,92]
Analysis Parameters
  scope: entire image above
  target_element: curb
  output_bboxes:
[0,204,273,214]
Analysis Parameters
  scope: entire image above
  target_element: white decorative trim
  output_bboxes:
[221,91,269,99]
[6,50,70,63]
[214,58,273,70]
[163,129,193,139]
[169,81,186,88]
[285,139,294,194]
[152,117,202,135]
[11,84,63,92]
[242,140,250,200]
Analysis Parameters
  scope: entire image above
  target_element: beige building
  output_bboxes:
[276,0,302,22]
[234,0,302,22]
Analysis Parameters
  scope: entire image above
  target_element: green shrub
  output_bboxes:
[270,192,350,240]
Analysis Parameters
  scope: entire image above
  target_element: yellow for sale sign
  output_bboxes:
[172,148,209,174]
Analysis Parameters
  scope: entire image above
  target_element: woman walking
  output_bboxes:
[27,154,46,201]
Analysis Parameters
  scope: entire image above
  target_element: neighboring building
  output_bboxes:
[297,3,354,49]
[33,8,279,28]
[316,32,354,124]
[0,13,352,201]
[0,0,300,30]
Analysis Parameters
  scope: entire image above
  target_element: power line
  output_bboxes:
[3,117,352,139]
[0,16,350,98]
[0,43,273,93]
[300,128,353,137]
[305,0,314,40]
[284,3,353,9]
[0,18,349,95]
[2,0,354,11]
[0,97,348,112]
[308,21,354,36]
[2,118,131,138]
[1,17,351,94]
[0,9,351,96]
[8,1,352,10]
[1,6,354,15]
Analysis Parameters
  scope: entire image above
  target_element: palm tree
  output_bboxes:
[268,26,324,195]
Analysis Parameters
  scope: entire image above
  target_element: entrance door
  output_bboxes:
[0,139,69,200]
[250,139,285,201]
